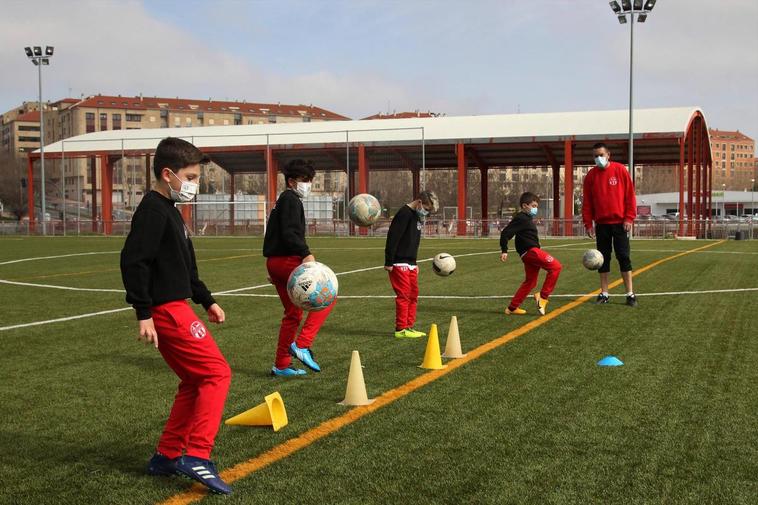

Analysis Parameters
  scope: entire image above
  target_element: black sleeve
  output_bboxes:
[384,210,411,266]
[279,194,311,258]
[188,238,216,310]
[499,214,525,253]
[120,209,167,320]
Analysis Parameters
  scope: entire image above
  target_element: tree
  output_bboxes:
[0,152,27,218]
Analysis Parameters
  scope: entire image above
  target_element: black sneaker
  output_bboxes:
[146,452,178,476]
[626,294,638,307]
[175,455,232,495]
[595,294,610,304]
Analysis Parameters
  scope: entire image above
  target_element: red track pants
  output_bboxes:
[508,248,562,311]
[267,256,335,369]
[388,265,419,330]
[151,300,231,460]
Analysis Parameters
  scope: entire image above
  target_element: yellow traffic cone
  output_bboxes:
[419,323,447,370]
[442,315,467,359]
[338,350,375,406]
[225,391,288,432]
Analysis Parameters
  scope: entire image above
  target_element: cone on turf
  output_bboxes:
[442,315,467,359]
[419,323,447,370]
[338,350,375,406]
[225,391,288,431]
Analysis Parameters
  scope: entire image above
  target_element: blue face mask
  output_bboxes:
[529,207,538,217]
[595,155,609,168]
[416,208,429,218]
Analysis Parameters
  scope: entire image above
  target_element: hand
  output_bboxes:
[587,227,596,239]
[138,318,159,349]
[384,266,393,272]
[500,253,508,262]
[623,221,633,233]
[207,303,225,324]
[302,255,315,263]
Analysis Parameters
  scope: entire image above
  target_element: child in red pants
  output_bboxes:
[120,137,232,495]
[500,192,562,316]
[384,190,439,338]
[263,159,334,376]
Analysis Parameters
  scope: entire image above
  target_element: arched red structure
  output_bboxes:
[27,108,712,237]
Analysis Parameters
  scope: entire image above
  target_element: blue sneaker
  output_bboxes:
[146,452,178,476]
[289,342,321,372]
[174,455,232,495]
[271,366,307,377]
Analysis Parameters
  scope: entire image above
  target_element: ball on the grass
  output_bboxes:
[432,253,456,276]
[287,261,339,311]
[582,249,604,270]
[348,193,382,227]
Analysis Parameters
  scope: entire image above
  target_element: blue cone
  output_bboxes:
[597,355,624,367]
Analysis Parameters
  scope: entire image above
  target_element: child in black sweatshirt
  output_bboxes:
[120,137,232,495]
[384,190,439,338]
[500,192,562,316]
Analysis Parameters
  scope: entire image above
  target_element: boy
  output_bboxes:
[263,159,334,376]
[500,192,562,316]
[582,142,637,306]
[120,137,232,495]
[384,190,439,338]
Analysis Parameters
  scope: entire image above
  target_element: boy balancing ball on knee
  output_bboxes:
[263,159,335,377]
[500,192,562,316]
[120,137,232,495]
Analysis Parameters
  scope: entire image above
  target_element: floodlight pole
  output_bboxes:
[628,11,635,187]
[37,58,47,235]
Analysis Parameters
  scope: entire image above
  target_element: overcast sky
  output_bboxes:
[1,0,756,140]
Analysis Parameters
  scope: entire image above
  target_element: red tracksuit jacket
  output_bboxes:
[582,161,637,230]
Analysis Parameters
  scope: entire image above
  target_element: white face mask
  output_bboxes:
[595,156,609,169]
[294,181,312,199]
[168,170,199,202]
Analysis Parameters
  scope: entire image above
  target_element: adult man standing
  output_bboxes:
[582,142,637,307]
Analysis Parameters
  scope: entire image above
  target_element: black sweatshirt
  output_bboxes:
[120,191,215,320]
[500,212,540,256]
[384,205,422,266]
[263,189,311,258]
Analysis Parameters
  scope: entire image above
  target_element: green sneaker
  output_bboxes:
[404,328,427,338]
[394,329,410,338]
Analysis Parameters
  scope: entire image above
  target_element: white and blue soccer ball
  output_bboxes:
[582,249,604,270]
[348,193,382,227]
[287,262,339,311]
[432,253,456,276]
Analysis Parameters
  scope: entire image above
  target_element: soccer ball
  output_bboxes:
[348,193,382,227]
[432,253,456,276]
[582,249,604,270]
[287,262,339,311]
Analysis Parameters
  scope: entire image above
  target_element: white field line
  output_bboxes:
[0,279,123,293]
[0,251,119,266]
[555,247,758,255]
[0,308,132,332]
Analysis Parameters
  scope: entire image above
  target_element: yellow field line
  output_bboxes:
[157,240,725,505]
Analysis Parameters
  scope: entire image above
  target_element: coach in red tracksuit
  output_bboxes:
[384,190,438,339]
[121,137,231,495]
[582,142,638,307]
[500,192,562,316]
[263,159,334,377]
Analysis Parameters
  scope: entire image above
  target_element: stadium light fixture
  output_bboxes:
[23,44,55,235]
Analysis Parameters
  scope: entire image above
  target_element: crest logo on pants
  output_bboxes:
[190,321,207,339]
[609,176,618,186]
